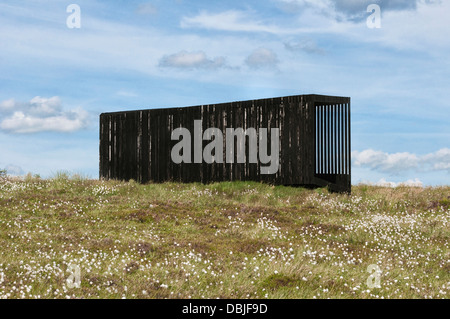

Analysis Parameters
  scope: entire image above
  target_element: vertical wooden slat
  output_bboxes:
[340,103,343,175]
[320,103,323,175]
[318,103,322,175]
[347,102,351,177]
[295,96,300,180]
[327,104,331,175]
[341,103,344,175]
[108,115,112,179]
[343,103,348,175]
[114,115,119,180]
[323,104,326,175]
[324,103,326,175]
[256,100,261,182]
[147,110,155,182]
[317,104,321,175]
[236,101,242,181]
[151,111,157,182]
[222,104,226,182]
[141,111,148,182]
[314,104,317,175]
[307,97,314,180]
[331,105,334,174]
[302,96,308,181]
[337,104,341,175]
[99,114,108,180]
[342,103,344,175]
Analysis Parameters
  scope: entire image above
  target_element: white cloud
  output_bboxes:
[274,0,450,57]
[180,10,286,34]
[0,98,16,111]
[352,149,419,173]
[0,96,89,134]
[178,2,450,60]
[421,148,450,172]
[28,96,62,115]
[373,1,450,53]
[361,177,424,187]
[245,48,279,69]
[277,0,336,15]
[353,148,450,174]
[179,9,336,35]
[277,0,426,19]
[159,51,227,69]
[180,9,348,37]
[284,38,326,55]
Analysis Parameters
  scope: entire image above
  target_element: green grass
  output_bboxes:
[0,174,448,299]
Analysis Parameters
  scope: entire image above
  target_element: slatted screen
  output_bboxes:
[315,102,350,175]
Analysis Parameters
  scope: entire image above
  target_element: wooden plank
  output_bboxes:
[321,104,325,175]
[131,112,138,181]
[256,100,261,183]
[151,110,157,182]
[99,114,107,179]
[334,104,337,175]
[307,96,315,181]
[315,102,319,175]
[340,103,343,175]
[118,113,123,180]
[114,114,119,180]
[235,100,241,181]
[161,110,167,182]
[330,105,334,174]
[202,104,209,184]
[108,115,112,179]
[327,104,331,175]
[137,111,142,182]
[347,102,351,177]
[215,104,220,182]
[126,112,132,181]
[218,104,224,182]
[299,96,305,183]
[314,103,318,175]
[281,96,289,184]
[337,104,341,175]
[123,112,129,181]
[261,97,268,184]
[248,100,254,181]
[147,110,155,182]
[172,108,179,182]
[243,100,249,180]
[298,95,304,183]
[141,111,149,183]
[108,115,112,180]
[274,97,282,184]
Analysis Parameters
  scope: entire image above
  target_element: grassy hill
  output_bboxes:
[0,173,448,299]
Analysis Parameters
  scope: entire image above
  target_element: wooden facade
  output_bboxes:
[99,94,351,192]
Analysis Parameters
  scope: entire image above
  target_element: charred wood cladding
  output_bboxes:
[99,94,351,192]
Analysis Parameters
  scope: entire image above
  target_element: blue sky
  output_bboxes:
[1,0,449,186]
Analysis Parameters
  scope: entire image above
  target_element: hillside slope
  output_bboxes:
[0,175,448,299]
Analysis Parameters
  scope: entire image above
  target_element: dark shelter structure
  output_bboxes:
[99,94,351,192]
